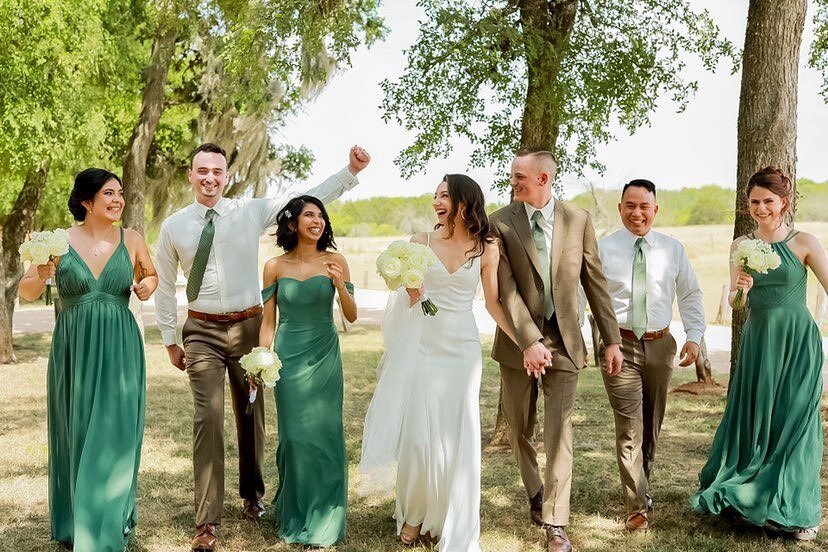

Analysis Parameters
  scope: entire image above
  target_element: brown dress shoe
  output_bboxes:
[191,523,218,551]
[530,485,544,527]
[546,526,572,552]
[242,498,266,520]
[625,512,649,531]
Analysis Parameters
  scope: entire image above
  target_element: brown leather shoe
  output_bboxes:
[242,498,266,520]
[530,485,544,527]
[625,512,649,531]
[191,523,218,551]
[546,526,572,552]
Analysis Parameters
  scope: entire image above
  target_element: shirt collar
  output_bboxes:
[524,198,555,223]
[193,197,227,218]
[621,226,654,247]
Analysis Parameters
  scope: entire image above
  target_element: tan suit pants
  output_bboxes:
[499,317,578,527]
[182,315,266,526]
[601,332,676,514]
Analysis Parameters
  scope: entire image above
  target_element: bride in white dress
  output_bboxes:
[359,175,519,551]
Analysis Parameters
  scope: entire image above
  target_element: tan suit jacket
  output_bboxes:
[490,200,621,369]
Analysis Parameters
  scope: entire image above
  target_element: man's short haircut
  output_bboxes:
[515,148,557,173]
[190,143,227,168]
[622,179,656,199]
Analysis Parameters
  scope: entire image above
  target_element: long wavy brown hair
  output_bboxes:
[435,174,494,259]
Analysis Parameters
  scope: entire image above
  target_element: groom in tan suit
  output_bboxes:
[490,149,623,552]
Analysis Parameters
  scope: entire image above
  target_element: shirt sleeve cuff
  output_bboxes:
[685,330,704,345]
[161,329,179,347]
[340,166,359,189]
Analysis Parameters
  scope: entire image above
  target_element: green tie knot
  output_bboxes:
[205,208,216,222]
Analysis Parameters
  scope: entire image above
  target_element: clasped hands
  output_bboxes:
[522,341,624,378]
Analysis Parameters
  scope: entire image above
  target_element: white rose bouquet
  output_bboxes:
[376,240,439,316]
[730,238,782,309]
[19,229,70,305]
[240,346,282,414]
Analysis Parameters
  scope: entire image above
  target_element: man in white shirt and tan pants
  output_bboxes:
[598,179,705,532]
[154,143,370,551]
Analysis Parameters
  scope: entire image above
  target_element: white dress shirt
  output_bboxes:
[154,167,358,346]
[523,198,554,253]
[598,227,705,344]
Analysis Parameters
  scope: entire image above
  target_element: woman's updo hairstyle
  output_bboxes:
[274,195,337,252]
[67,168,122,221]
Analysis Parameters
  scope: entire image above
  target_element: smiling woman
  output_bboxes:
[17,167,158,551]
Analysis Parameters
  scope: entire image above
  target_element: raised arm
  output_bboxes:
[126,228,158,301]
[260,146,370,227]
[480,241,520,345]
[259,259,279,349]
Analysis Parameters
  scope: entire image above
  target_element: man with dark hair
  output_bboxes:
[598,179,705,531]
[154,143,370,551]
[490,149,623,552]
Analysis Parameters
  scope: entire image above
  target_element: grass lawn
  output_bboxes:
[1,328,826,551]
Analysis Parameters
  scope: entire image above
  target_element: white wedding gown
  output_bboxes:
[360,238,482,552]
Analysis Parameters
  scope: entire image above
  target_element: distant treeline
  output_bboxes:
[328,179,827,236]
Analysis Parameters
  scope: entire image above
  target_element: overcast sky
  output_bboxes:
[279,0,828,202]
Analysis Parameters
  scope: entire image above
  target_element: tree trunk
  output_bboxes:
[490,0,578,446]
[0,160,51,363]
[730,0,806,376]
[122,24,178,234]
[517,0,578,150]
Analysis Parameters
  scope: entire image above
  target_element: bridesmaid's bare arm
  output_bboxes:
[18,259,58,301]
[259,258,279,349]
[126,229,158,301]
[480,241,520,345]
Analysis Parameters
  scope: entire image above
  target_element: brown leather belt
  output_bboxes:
[187,305,263,323]
[620,326,670,341]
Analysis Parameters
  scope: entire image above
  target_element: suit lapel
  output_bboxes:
[510,203,543,278]
[550,200,566,278]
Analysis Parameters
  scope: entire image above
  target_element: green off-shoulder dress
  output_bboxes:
[691,232,823,530]
[262,276,354,546]
[48,228,145,551]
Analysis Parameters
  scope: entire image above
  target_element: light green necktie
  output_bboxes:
[531,210,554,319]
[187,208,216,303]
[631,236,648,338]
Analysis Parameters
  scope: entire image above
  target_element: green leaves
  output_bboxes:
[384,0,736,189]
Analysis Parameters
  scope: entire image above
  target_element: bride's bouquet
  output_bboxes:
[19,229,70,304]
[376,240,439,316]
[240,346,282,414]
[730,238,782,309]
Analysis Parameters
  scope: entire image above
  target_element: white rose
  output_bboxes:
[766,251,781,270]
[27,242,51,265]
[46,230,69,256]
[386,240,410,258]
[261,361,282,387]
[401,269,424,289]
[406,248,431,272]
[377,254,403,280]
[384,275,403,290]
[746,250,769,273]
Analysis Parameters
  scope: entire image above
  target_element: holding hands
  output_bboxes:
[523,342,552,378]
[348,146,371,175]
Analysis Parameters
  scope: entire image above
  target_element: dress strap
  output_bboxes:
[783,229,799,242]
[119,226,125,244]
[747,232,755,240]
[426,232,431,247]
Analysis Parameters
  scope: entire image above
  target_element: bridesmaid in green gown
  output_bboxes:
[690,167,828,542]
[257,195,357,546]
[19,168,158,551]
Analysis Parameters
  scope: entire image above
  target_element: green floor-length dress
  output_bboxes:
[48,228,145,551]
[263,276,353,546]
[691,232,823,530]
